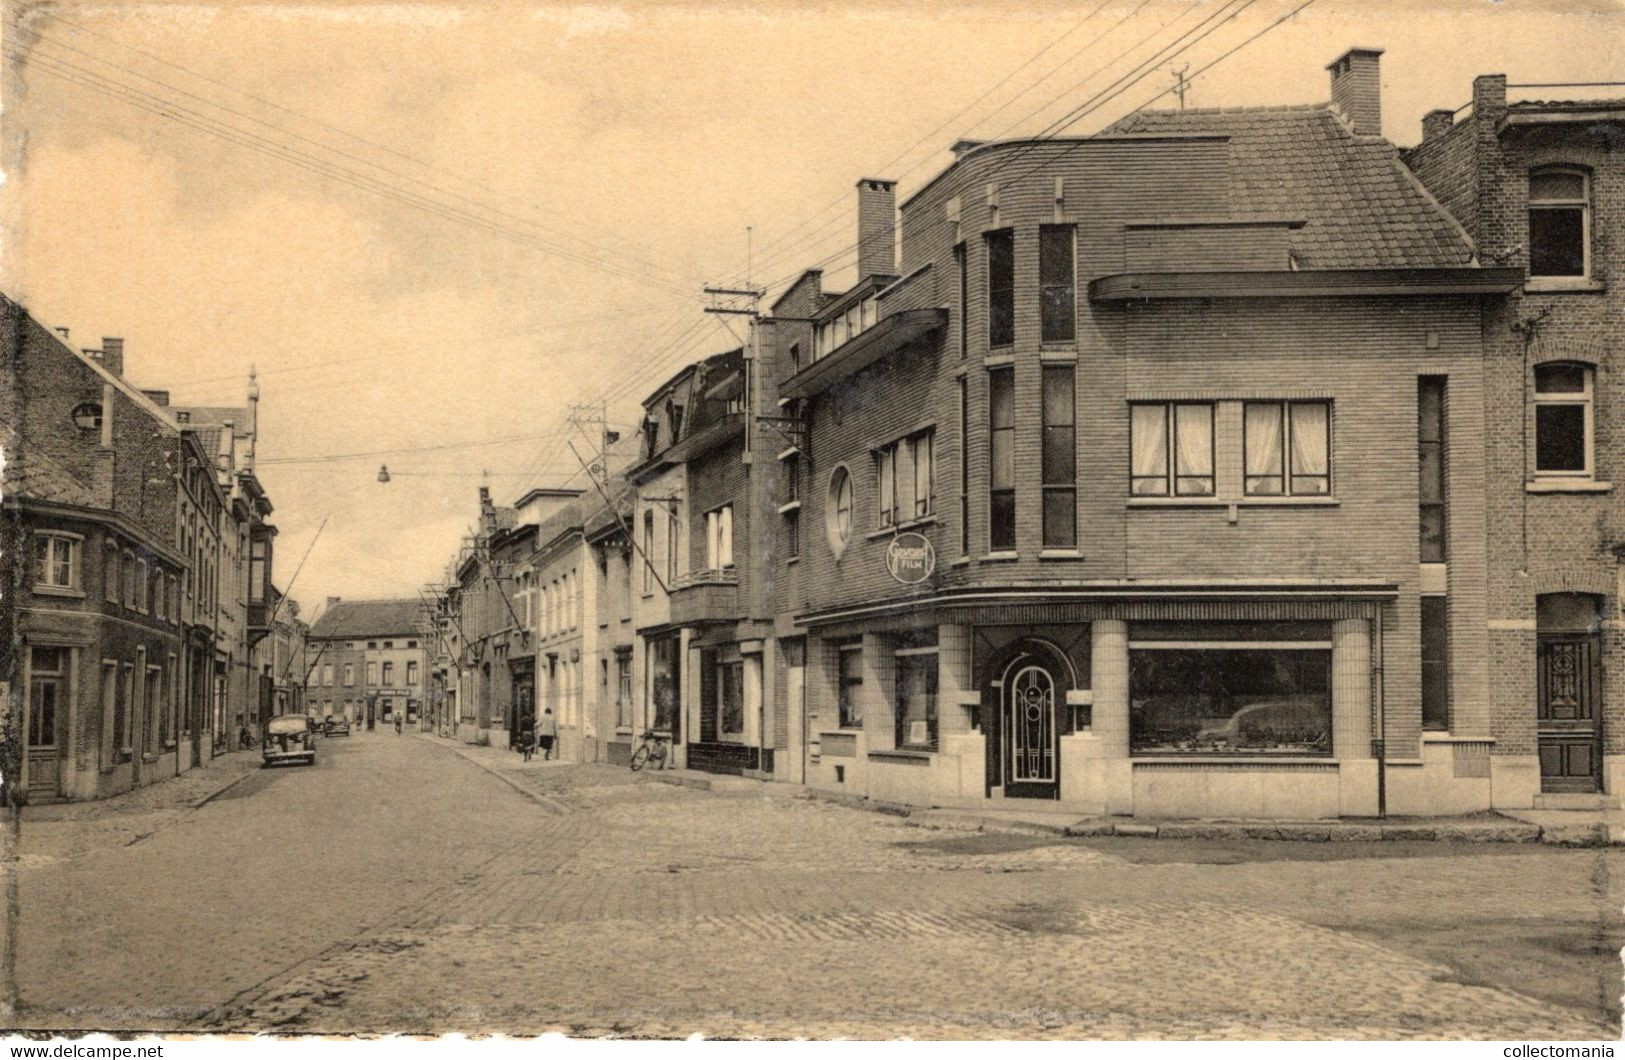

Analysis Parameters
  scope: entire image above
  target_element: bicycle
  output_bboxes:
[629,729,670,772]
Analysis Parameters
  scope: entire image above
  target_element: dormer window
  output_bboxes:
[1529,168,1590,281]
[667,401,684,443]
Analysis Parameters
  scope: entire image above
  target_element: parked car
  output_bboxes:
[323,715,351,737]
[263,713,317,767]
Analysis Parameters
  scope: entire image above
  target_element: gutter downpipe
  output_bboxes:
[1373,605,1387,819]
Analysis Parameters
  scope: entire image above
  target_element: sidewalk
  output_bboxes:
[415,732,578,813]
[24,749,264,822]
[648,767,1625,846]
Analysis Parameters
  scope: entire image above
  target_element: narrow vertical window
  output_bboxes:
[955,242,969,359]
[1421,595,1450,731]
[642,511,655,592]
[958,377,970,557]
[1039,225,1076,343]
[1418,378,1447,562]
[838,642,864,729]
[986,230,1014,348]
[989,367,1016,551]
[912,432,933,519]
[666,512,680,583]
[1041,366,1076,548]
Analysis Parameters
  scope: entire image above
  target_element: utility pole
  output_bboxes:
[1171,64,1192,110]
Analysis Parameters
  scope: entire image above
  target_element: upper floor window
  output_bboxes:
[705,505,734,569]
[1042,366,1077,547]
[104,541,120,602]
[33,534,79,590]
[1244,401,1331,496]
[876,430,934,528]
[123,550,138,608]
[382,661,394,686]
[1534,362,1595,477]
[989,367,1016,549]
[1131,403,1214,497]
[986,230,1014,348]
[1529,168,1590,280]
[135,558,150,612]
[1040,225,1076,343]
[666,511,681,582]
[955,242,969,359]
[826,467,853,556]
[642,511,655,592]
[407,661,419,685]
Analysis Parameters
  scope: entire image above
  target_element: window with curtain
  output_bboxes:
[1244,401,1330,496]
[33,535,78,590]
[986,230,1014,347]
[705,505,734,569]
[642,512,655,591]
[1039,225,1076,343]
[1041,366,1076,547]
[1130,403,1214,496]
[989,368,1016,549]
[837,642,864,729]
[877,431,934,527]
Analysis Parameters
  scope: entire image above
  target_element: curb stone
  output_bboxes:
[190,765,262,809]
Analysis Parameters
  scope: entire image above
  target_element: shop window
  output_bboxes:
[989,367,1015,550]
[650,636,679,732]
[1533,362,1594,477]
[1131,403,1214,497]
[1528,167,1590,280]
[1042,366,1076,547]
[837,642,864,729]
[719,659,744,736]
[986,230,1014,347]
[1244,401,1331,496]
[1129,625,1331,755]
[1421,596,1450,731]
[1039,225,1076,343]
[894,637,939,751]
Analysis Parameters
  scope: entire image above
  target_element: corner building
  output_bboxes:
[769,49,1524,818]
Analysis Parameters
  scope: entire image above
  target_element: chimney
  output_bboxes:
[950,139,986,160]
[1326,47,1384,137]
[54,326,69,341]
[326,595,341,609]
[856,178,897,280]
[1421,109,1455,142]
[101,336,124,376]
[142,389,170,406]
[1472,73,1508,122]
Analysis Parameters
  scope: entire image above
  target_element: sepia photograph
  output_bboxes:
[0,0,1623,1045]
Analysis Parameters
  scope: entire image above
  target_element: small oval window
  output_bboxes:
[826,467,853,556]
[71,402,103,431]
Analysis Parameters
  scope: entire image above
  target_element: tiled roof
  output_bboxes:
[1,444,100,507]
[1103,105,1476,269]
[308,598,424,640]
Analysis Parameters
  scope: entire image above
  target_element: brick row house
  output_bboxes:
[302,599,428,731]
[424,49,1620,818]
[1403,73,1625,806]
[2,295,283,803]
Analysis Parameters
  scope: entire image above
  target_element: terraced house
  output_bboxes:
[1403,71,1625,806]
[764,48,1524,819]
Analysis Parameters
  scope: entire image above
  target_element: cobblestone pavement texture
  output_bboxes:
[13,733,1624,1039]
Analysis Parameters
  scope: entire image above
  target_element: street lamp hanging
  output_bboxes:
[377,463,391,483]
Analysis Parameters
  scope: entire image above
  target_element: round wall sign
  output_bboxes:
[885,532,936,585]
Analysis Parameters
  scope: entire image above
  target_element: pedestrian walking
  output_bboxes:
[394,713,402,735]
[537,707,557,761]
[519,714,537,762]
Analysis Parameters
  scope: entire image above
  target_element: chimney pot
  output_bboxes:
[1326,46,1384,137]
[855,177,898,281]
[55,326,69,341]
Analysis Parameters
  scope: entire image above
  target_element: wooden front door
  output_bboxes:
[27,648,65,798]
[1538,634,1602,793]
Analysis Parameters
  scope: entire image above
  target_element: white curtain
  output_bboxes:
[1245,403,1284,493]
[913,433,933,517]
[1290,402,1330,491]
[1130,405,1168,493]
[1174,404,1213,492]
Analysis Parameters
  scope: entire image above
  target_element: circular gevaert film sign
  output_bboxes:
[885,531,936,585]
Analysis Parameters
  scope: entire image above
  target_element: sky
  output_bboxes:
[5,0,1621,617]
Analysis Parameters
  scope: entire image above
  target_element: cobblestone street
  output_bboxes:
[12,733,1623,1039]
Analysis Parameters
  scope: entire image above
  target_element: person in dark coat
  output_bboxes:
[519,714,537,761]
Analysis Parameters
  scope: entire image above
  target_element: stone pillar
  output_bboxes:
[1091,620,1129,758]
[1332,617,1372,759]
[937,623,975,737]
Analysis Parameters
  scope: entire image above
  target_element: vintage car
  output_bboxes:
[263,713,318,767]
[323,715,352,737]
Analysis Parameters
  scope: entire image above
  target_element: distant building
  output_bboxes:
[303,599,428,730]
